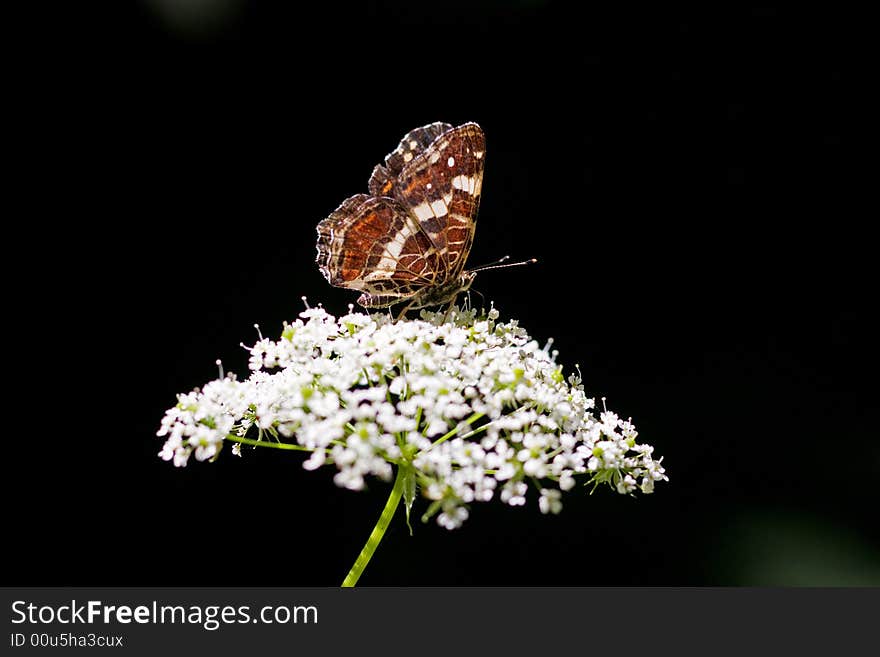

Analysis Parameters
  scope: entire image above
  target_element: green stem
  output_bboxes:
[225,435,313,451]
[433,412,485,446]
[341,465,406,587]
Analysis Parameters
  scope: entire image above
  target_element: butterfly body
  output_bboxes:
[316,122,485,315]
[396,270,477,311]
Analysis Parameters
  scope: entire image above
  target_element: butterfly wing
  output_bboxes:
[316,194,441,307]
[392,123,485,278]
[368,122,454,198]
[316,122,485,310]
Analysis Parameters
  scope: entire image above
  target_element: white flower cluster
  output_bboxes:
[157,304,667,528]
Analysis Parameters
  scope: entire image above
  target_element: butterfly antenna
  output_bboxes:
[472,255,511,269]
[471,257,538,273]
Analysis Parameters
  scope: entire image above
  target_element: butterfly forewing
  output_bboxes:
[393,123,485,277]
[368,122,454,198]
[443,123,484,276]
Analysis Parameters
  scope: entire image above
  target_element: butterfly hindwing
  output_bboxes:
[316,194,440,307]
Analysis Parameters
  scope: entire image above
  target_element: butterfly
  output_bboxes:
[316,122,486,317]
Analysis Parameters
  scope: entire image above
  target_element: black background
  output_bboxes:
[9,2,876,586]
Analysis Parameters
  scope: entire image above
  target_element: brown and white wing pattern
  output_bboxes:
[316,194,440,308]
[392,123,485,277]
[368,122,453,198]
[316,122,486,310]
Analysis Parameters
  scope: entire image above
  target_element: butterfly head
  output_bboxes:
[460,270,478,292]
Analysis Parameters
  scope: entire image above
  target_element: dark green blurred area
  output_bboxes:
[713,513,880,586]
[12,1,875,587]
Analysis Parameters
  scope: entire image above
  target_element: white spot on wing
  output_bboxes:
[365,260,396,281]
[409,140,418,149]
[452,175,474,192]
[447,156,455,167]
[475,151,484,159]
[403,152,413,163]
[385,238,404,258]
[412,201,434,221]
[426,183,432,190]
[430,199,448,217]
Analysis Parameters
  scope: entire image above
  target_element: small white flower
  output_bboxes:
[158,436,180,462]
[539,489,563,515]
[522,457,547,478]
[559,472,575,491]
[501,481,528,506]
[172,448,190,468]
[616,474,637,495]
[438,503,469,530]
[158,305,665,527]
[303,449,326,471]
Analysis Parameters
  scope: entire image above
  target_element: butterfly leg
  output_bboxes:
[395,299,417,321]
[441,299,459,324]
